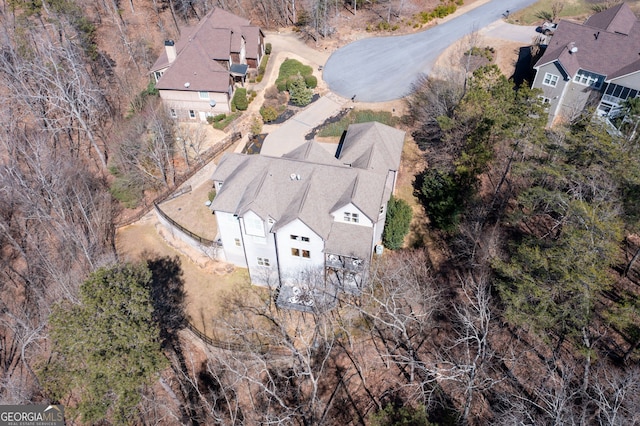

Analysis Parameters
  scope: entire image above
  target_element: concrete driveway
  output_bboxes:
[323,0,539,102]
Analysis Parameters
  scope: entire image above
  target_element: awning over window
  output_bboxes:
[230,64,248,77]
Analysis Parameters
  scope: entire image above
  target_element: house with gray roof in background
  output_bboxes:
[209,122,405,311]
[150,8,264,121]
[532,2,640,125]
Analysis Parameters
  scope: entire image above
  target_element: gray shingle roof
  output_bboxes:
[283,141,342,165]
[534,3,640,80]
[338,122,405,173]
[210,122,405,256]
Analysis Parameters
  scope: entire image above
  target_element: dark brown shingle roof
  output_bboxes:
[151,8,262,91]
[585,2,636,35]
[535,3,640,79]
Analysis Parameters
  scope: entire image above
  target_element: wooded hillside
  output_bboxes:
[1,0,639,424]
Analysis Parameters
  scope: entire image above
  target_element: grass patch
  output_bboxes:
[276,58,313,91]
[317,109,399,137]
[508,0,640,25]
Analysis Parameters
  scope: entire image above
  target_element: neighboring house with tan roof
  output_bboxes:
[209,122,405,310]
[150,8,264,121]
[532,2,640,125]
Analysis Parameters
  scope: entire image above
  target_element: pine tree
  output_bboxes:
[41,263,167,424]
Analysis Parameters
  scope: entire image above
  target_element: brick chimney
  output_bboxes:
[165,40,176,63]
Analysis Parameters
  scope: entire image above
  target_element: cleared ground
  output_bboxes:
[116,214,250,336]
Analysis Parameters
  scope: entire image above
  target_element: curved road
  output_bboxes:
[323,0,539,102]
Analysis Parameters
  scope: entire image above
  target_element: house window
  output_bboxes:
[290,235,310,242]
[344,212,359,223]
[291,248,310,258]
[189,110,196,119]
[234,238,241,247]
[543,73,559,87]
[199,91,210,99]
[244,216,265,237]
[539,96,551,111]
[573,70,604,89]
[379,205,385,215]
[257,257,270,267]
[154,71,163,82]
[170,108,177,118]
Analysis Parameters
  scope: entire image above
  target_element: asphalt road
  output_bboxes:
[323,0,539,102]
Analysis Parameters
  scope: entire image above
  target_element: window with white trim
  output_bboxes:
[573,70,604,89]
[290,235,310,242]
[234,238,241,247]
[344,212,359,223]
[154,71,163,82]
[543,72,559,87]
[198,91,210,99]
[189,110,196,119]
[257,257,270,267]
[170,108,177,118]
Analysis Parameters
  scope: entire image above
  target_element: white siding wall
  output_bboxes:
[331,203,372,227]
[275,220,325,285]
[241,211,279,287]
[215,212,246,267]
[373,211,385,249]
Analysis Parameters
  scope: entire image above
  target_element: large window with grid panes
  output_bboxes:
[543,72,559,87]
[573,70,604,89]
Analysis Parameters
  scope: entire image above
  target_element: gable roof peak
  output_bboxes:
[585,2,637,35]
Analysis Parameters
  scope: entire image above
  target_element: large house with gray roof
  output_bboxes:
[209,122,405,309]
[532,2,640,125]
[150,8,264,121]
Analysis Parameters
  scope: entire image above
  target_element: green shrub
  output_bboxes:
[213,112,241,130]
[288,74,313,107]
[276,58,313,91]
[251,115,263,135]
[265,43,272,55]
[109,177,142,209]
[208,189,216,201]
[232,88,248,111]
[304,75,317,89]
[208,113,226,124]
[277,80,288,92]
[416,168,463,231]
[382,196,413,250]
[260,105,279,122]
[369,403,431,426]
[258,54,269,77]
